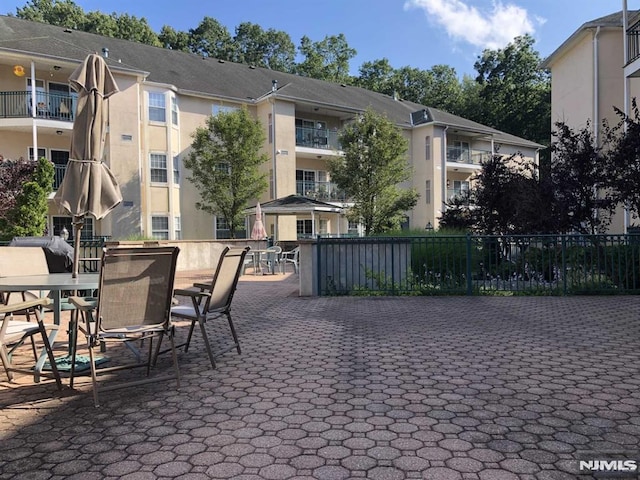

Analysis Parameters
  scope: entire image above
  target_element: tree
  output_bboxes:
[471,35,550,146]
[15,0,85,28]
[188,16,234,59]
[232,22,295,72]
[550,121,615,234]
[296,34,356,84]
[158,25,191,51]
[184,107,269,238]
[0,157,54,241]
[328,109,418,235]
[602,100,640,225]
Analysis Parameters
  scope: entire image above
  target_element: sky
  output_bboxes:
[1,1,636,78]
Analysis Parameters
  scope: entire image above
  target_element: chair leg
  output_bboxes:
[38,323,62,390]
[0,343,14,381]
[226,312,241,355]
[197,318,217,369]
[184,320,198,353]
[168,329,181,388]
[87,342,100,407]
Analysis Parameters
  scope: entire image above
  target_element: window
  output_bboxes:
[425,136,431,161]
[348,220,359,235]
[212,105,238,116]
[51,150,70,190]
[52,216,94,240]
[215,162,231,175]
[318,219,328,235]
[171,96,178,125]
[150,153,168,183]
[148,92,166,122]
[173,156,180,184]
[268,113,273,144]
[28,147,46,161]
[151,216,169,240]
[174,216,181,240]
[269,169,274,199]
[215,216,230,239]
[452,180,470,199]
[297,219,313,238]
[425,180,431,205]
[296,169,316,196]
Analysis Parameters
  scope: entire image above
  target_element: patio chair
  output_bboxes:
[0,297,62,389]
[171,246,249,369]
[260,245,282,274]
[281,246,299,274]
[68,246,181,407]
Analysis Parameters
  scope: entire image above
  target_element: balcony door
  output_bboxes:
[51,149,69,191]
[26,78,46,116]
[49,82,75,120]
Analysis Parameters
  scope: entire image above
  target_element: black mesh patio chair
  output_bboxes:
[68,246,180,407]
[171,246,249,368]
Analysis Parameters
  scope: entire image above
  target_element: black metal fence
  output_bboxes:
[317,234,640,296]
[0,238,106,273]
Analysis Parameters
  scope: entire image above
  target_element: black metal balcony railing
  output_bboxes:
[0,91,76,121]
[296,180,350,202]
[627,20,640,64]
[295,126,341,150]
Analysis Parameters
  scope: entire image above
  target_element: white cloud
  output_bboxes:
[405,0,544,50]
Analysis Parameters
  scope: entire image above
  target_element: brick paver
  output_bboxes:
[1,271,639,479]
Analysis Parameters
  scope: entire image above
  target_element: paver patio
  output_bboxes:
[1,271,639,479]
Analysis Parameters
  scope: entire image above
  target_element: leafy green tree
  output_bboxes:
[232,22,295,72]
[184,107,269,238]
[158,25,191,51]
[296,34,356,84]
[188,16,234,59]
[328,109,418,235]
[0,157,53,240]
[356,58,395,94]
[550,121,615,234]
[15,0,85,27]
[472,35,550,146]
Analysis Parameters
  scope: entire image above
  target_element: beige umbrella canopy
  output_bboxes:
[53,53,122,277]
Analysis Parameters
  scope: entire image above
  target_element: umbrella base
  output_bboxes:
[43,354,108,373]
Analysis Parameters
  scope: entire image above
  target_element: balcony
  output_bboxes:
[295,126,341,150]
[446,147,491,166]
[0,91,76,121]
[628,20,640,65]
[296,180,350,202]
[53,163,66,190]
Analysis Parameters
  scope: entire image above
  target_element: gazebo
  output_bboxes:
[245,194,345,240]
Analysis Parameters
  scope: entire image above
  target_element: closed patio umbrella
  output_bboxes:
[54,53,121,277]
[251,202,267,240]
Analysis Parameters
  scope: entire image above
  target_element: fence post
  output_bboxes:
[561,235,567,295]
[466,233,473,296]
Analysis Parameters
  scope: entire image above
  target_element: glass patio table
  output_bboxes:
[0,272,99,379]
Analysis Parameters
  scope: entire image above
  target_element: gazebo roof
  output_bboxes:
[247,195,344,214]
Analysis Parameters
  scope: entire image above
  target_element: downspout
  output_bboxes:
[623,1,630,231]
[30,61,37,160]
[593,26,601,144]
[441,126,449,217]
[271,80,278,241]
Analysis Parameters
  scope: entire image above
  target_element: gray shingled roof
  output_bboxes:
[0,15,543,149]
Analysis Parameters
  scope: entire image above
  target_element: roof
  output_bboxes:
[248,195,343,214]
[541,10,639,69]
[0,15,543,149]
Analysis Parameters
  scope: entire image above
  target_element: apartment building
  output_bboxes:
[541,7,640,233]
[0,15,543,241]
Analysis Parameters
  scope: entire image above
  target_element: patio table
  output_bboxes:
[0,272,99,379]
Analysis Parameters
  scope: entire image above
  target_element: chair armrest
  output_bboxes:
[192,282,210,290]
[0,297,52,314]
[174,288,211,299]
[68,296,98,310]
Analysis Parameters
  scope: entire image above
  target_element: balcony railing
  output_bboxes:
[295,126,341,150]
[0,91,76,121]
[446,147,491,165]
[53,163,67,190]
[296,180,350,202]
[628,20,640,64]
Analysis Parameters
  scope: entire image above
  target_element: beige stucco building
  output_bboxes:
[0,15,542,241]
[542,6,640,233]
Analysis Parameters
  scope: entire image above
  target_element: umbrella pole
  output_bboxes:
[72,216,84,278]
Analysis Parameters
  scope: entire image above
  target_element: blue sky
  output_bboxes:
[2,1,634,78]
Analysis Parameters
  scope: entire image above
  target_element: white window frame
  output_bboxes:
[212,105,238,116]
[28,147,47,161]
[173,155,180,185]
[174,216,181,240]
[425,180,431,205]
[151,216,169,240]
[148,92,166,123]
[425,136,431,161]
[150,153,168,183]
[171,95,178,126]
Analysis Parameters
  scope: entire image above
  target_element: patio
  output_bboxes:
[1,271,639,479]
